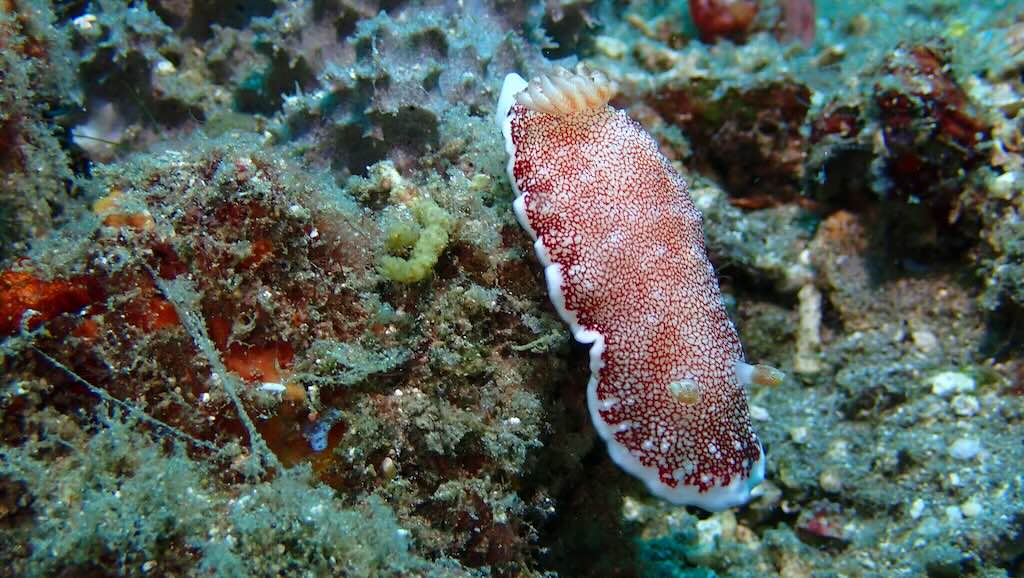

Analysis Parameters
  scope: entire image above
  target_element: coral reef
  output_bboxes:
[0,0,79,261]
[1,408,434,577]
[689,0,760,44]
[0,0,1022,576]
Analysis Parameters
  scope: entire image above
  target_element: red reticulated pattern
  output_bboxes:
[509,103,761,492]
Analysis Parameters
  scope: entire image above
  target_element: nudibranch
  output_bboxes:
[497,66,781,511]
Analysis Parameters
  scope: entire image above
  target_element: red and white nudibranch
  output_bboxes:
[497,66,781,511]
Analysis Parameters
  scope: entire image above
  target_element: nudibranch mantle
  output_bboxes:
[497,67,774,511]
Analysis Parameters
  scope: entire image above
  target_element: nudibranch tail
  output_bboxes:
[498,68,771,511]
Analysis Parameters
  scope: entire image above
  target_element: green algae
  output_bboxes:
[378,196,454,283]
